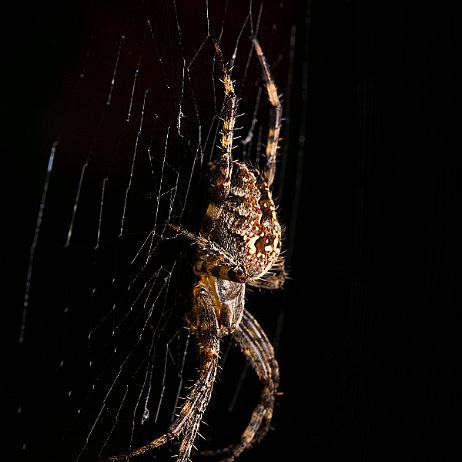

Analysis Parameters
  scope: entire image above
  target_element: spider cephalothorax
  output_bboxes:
[104,38,286,462]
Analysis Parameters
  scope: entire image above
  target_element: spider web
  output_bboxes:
[7,1,310,461]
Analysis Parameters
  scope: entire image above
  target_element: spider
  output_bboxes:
[103,37,286,462]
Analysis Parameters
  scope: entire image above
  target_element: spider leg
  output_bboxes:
[196,308,279,461]
[227,308,279,459]
[102,279,221,462]
[209,40,239,204]
[252,38,283,189]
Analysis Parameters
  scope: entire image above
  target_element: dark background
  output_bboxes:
[4,1,460,461]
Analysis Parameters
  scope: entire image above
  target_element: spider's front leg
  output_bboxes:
[168,224,249,284]
[102,278,221,462]
[252,38,282,189]
[208,40,238,204]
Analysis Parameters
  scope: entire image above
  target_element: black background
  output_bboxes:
[3,1,460,461]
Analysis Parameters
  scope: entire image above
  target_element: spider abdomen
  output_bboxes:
[200,161,282,283]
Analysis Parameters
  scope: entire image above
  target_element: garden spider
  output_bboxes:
[103,37,286,462]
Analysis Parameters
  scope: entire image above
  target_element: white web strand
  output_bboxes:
[107,35,125,106]
[65,159,89,247]
[20,141,57,343]
[120,90,149,237]
[75,264,176,462]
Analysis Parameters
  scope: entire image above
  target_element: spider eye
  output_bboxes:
[228,267,246,283]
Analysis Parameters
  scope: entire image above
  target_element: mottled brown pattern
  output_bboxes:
[201,162,282,284]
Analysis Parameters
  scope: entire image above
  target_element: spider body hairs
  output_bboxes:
[103,38,286,462]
